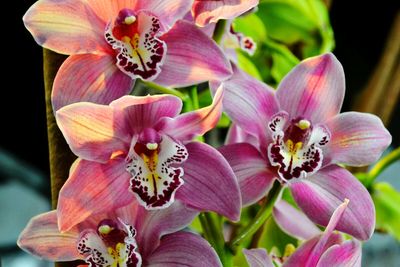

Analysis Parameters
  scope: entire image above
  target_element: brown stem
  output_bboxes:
[42,49,79,267]
[353,11,400,125]
[349,12,400,174]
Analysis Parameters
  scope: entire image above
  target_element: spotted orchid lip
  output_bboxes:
[78,218,142,267]
[126,132,188,210]
[105,9,167,81]
[267,113,330,182]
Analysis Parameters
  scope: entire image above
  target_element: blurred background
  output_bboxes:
[1,0,399,266]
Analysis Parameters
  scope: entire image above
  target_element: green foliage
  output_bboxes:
[233,0,334,85]
[258,0,334,57]
[258,217,298,255]
[372,182,400,240]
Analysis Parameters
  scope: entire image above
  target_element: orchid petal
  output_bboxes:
[154,20,232,87]
[273,200,321,240]
[133,201,198,258]
[283,233,342,267]
[192,0,259,27]
[52,54,134,111]
[317,240,362,267]
[283,200,348,267]
[146,231,222,267]
[243,248,274,267]
[57,159,134,232]
[324,112,391,166]
[136,0,193,30]
[111,95,182,135]
[225,123,253,144]
[276,53,345,123]
[219,143,274,206]
[85,0,137,23]
[212,64,279,147]
[23,0,108,54]
[303,200,349,267]
[289,166,375,240]
[17,211,81,261]
[176,142,241,221]
[158,86,223,141]
[56,102,129,163]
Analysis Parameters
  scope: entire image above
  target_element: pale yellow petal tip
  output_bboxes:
[343,198,350,205]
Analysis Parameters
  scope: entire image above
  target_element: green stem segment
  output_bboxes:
[199,213,232,267]
[43,50,80,267]
[141,81,187,100]
[229,182,282,250]
[367,147,400,186]
[213,20,227,44]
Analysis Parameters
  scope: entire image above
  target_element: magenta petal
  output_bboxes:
[158,86,223,141]
[290,166,375,241]
[176,142,241,221]
[324,112,391,166]
[146,231,222,267]
[273,200,321,240]
[52,54,134,111]
[218,143,274,206]
[317,240,362,267]
[192,0,259,27]
[23,0,108,54]
[283,233,342,267]
[154,20,232,87]
[212,64,280,147]
[225,124,260,149]
[276,53,345,123]
[111,94,182,135]
[243,248,274,267]
[17,211,81,261]
[57,158,134,232]
[56,102,129,163]
[136,0,192,29]
[133,201,198,258]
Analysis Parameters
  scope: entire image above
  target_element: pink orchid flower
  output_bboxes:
[55,87,241,232]
[23,0,233,111]
[244,200,362,267]
[18,201,222,267]
[214,53,392,240]
[192,0,259,27]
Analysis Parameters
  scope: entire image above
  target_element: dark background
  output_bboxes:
[2,0,399,199]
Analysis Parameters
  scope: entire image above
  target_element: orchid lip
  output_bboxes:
[267,113,331,182]
[126,130,188,210]
[104,9,167,81]
[77,218,142,267]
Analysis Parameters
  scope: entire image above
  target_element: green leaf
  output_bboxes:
[257,0,334,57]
[237,52,263,80]
[372,182,400,240]
[265,40,300,82]
[233,13,268,43]
[258,217,297,255]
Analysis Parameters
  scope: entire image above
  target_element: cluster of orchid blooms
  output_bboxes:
[18,0,392,266]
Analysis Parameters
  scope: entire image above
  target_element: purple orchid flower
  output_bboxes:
[18,201,222,267]
[214,53,392,240]
[244,199,362,267]
[55,87,241,232]
[23,0,233,111]
[192,0,259,27]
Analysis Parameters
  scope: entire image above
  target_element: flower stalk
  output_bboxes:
[43,49,79,267]
[229,182,282,250]
[367,147,400,187]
